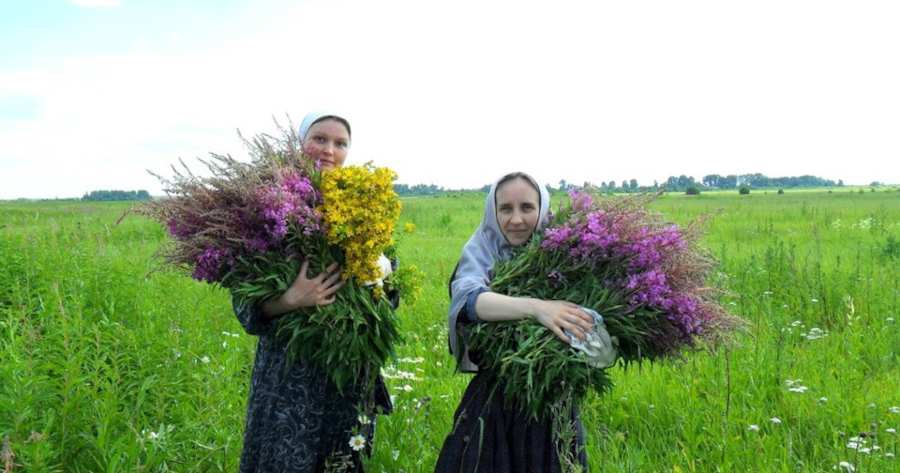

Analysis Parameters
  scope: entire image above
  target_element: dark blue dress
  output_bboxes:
[434,288,588,473]
[234,300,392,473]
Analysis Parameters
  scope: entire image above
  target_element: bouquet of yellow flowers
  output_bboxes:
[139,126,411,393]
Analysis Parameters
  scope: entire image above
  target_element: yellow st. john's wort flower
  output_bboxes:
[321,164,401,286]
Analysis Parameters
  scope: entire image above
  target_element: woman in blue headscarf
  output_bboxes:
[233,112,393,473]
[435,172,595,473]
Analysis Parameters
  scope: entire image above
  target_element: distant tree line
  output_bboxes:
[82,190,151,201]
[395,173,843,196]
[393,183,445,196]
[553,174,842,193]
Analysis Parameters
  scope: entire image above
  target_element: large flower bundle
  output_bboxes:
[467,190,740,420]
[139,129,404,393]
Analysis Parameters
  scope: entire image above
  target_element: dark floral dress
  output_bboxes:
[234,299,393,473]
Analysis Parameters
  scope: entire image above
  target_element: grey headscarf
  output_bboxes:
[448,172,551,372]
[298,111,352,142]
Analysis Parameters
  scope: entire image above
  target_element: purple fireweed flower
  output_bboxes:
[666,294,703,336]
[616,225,685,271]
[192,247,232,283]
[167,218,195,240]
[280,170,318,203]
[569,190,593,212]
[541,226,575,251]
[626,270,671,307]
[241,174,324,254]
[246,236,270,253]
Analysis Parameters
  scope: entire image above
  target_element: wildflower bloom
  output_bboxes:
[468,191,740,420]
[837,461,855,472]
[138,130,408,397]
[348,434,366,452]
[321,164,401,290]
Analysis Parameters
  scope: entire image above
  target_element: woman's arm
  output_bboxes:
[260,260,345,319]
[474,292,595,343]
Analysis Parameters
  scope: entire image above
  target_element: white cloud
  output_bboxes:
[2,0,900,199]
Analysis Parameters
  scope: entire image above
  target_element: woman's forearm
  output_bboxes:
[473,292,538,322]
[261,295,293,320]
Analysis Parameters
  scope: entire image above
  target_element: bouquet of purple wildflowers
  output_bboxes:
[468,190,741,421]
[138,127,403,393]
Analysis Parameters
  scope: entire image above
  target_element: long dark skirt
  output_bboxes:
[435,372,588,473]
[234,301,392,473]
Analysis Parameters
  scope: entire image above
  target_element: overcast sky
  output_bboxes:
[1,0,898,199]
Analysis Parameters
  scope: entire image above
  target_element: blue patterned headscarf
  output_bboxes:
[448,172,551,372]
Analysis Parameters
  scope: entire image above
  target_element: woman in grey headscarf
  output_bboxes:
[435,172,595,473]
[233,112,393,473]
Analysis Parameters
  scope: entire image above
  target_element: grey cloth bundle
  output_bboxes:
[565,308,618,368]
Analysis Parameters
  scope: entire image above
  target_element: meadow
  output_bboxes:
[1,189,898,472]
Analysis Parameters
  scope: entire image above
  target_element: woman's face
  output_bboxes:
[495,177,540,246]
[301,119,350,170]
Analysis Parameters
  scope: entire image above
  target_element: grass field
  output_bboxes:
[1,189,898,472]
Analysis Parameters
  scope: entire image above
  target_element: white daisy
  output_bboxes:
[348,434,366,452]
[837,461,855,472]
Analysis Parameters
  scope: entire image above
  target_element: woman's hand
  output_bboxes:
[262,260,344,319]
[530,300,594,343]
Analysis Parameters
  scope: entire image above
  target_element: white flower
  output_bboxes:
[887,317,895,323]
[770,417,782,424]
[402,384,413,392]
[763,291,773,296]
[358,414,371,425]
[886,428,897,434]
[392,449,400,461]
[889,406,900,414]
[886,452,895,458]
[811,298,819,303]
[804,327,827,340]
[836,461,855,472]
[398,356,425,364]
[748,424,760,432]
[788,386,808,393]
[348,434,366,452]
[818,397,828,403]
[200,356,211,364]
[846,441,862,450]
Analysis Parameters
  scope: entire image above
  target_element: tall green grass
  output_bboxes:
[1,190,897,472]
